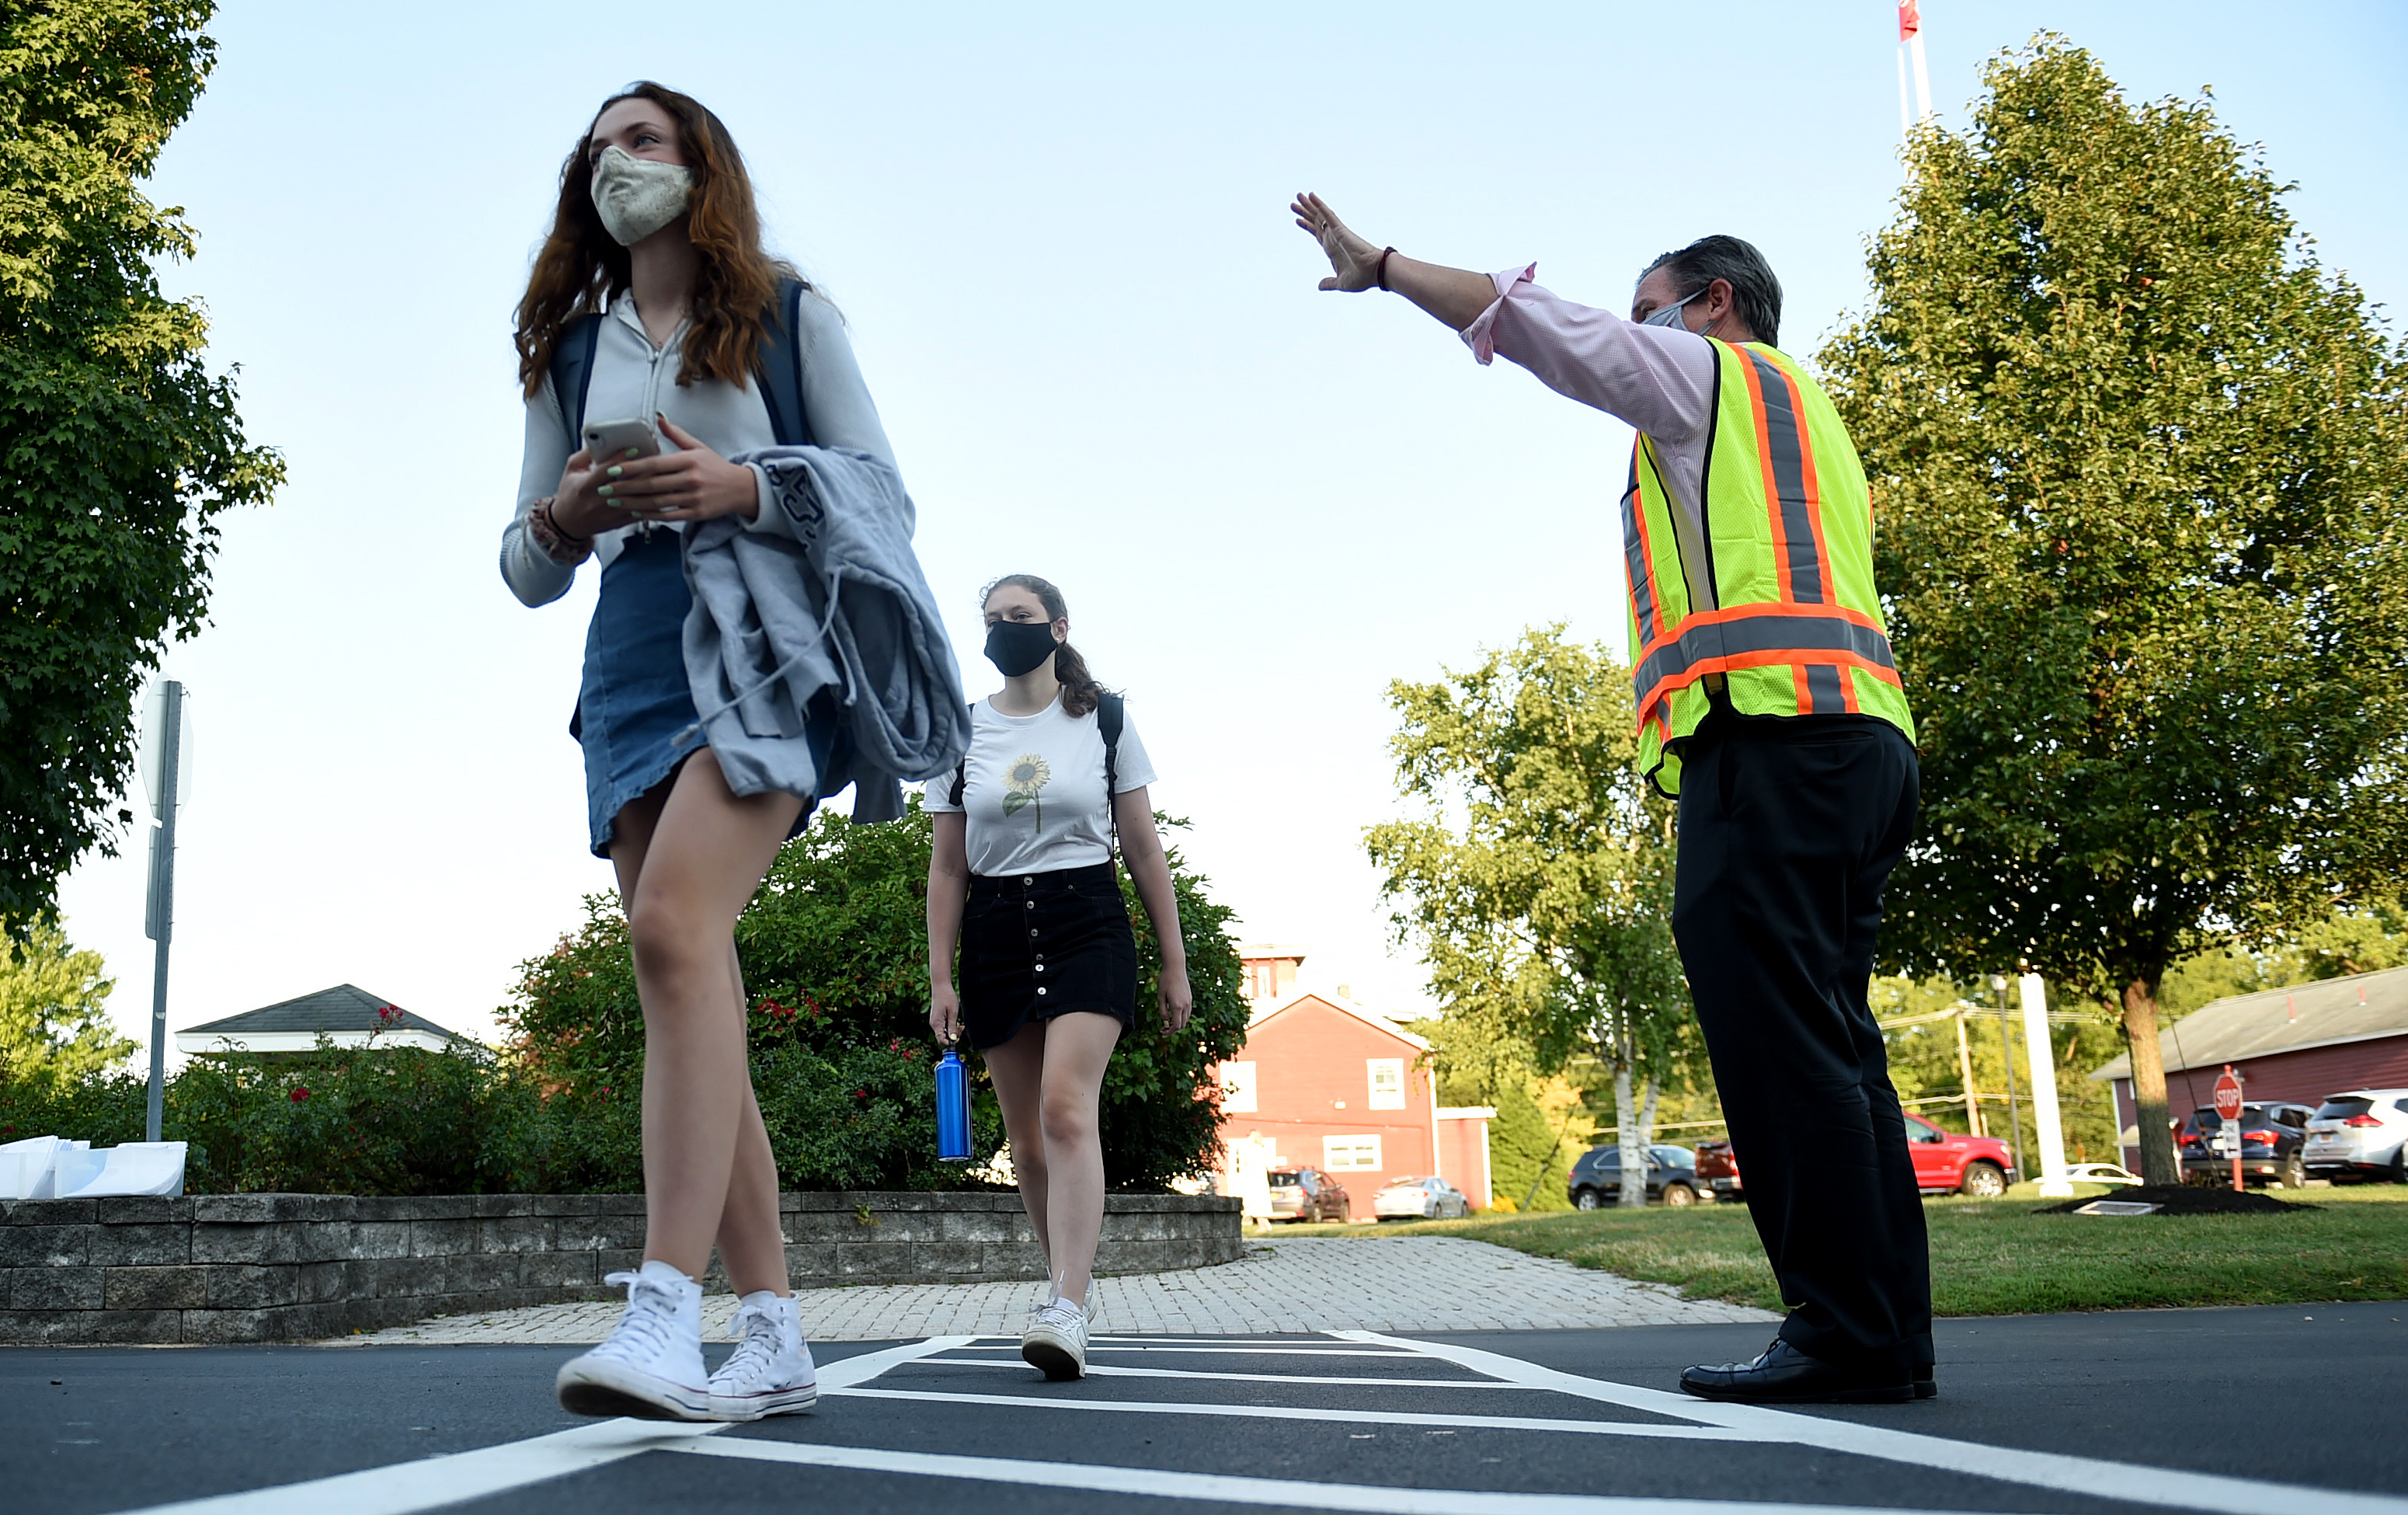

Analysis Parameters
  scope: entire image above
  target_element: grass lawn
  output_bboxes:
[1266,1183,2408,1315]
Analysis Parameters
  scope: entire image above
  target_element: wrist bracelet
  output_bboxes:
[1376,246,1396,291]
[527,497,593,566]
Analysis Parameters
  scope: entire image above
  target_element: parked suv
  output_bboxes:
[1569,1144,1703,1208]
[1265,1168,1351,1223]
[2303,1090,2408,1183]
[2179,1102,2317,1188]
[1700,1116,2017,1200]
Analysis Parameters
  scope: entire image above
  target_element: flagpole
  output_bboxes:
[1897,46,1912,134]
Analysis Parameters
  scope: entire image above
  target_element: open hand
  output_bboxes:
[1291,191,1383,292]
[587,414,760,524]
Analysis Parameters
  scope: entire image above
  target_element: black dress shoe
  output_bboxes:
[1915,1373,1936,1399]
[1679,1339,1913,1404]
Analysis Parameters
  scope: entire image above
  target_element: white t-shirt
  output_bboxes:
[924,694,1157,877]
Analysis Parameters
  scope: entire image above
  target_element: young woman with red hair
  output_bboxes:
[500,82,896,1423]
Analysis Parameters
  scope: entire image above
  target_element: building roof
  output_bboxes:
[1247,988,1432,1052]
[178,984,468,1054]
[2089,966,2408,1081]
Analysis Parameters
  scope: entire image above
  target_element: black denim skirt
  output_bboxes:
[959,862,1138,1050]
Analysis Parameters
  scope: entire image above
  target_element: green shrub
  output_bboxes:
[499,798,1249,1193]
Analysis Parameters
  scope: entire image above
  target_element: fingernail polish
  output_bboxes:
[607,465,622,479]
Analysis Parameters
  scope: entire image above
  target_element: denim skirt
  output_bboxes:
[958,862,1138,1050]
[574,528,837,858]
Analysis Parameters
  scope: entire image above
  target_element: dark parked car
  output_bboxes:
[1265,1167,1351,1223]
[2180,1102,2317,1188]
[1568,1144,1703,1208]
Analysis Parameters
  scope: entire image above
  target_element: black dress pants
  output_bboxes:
[1670,710,1930,1379]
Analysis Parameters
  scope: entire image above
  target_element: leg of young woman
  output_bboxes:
[717,943,791,1297]
[1035,1011,1122,1302]
[980,1019,1054,1273]
[624,749,803,1279]
[610,798,790,1294]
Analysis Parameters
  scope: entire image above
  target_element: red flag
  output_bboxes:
[1898,0,1922,42]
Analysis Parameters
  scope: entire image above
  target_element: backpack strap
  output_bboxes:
[754,277,814,447]
[948,701,975,808]
[549,312,602,448]
[1098,691,1125,858]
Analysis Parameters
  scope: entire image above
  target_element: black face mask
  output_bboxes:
[984,619,1059,677]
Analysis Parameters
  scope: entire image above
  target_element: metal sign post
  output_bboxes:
[2212,1066,2245,1195]
[141,681,186,1144]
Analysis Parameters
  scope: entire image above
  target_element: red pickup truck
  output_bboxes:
[1696,1113,2017,1200]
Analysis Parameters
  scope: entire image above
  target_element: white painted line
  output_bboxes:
[828,1384,1745,1440]
[110,1419,724,1515]
[110,1336,971,1515]
[674,1434,2044,1515]
[1348,1332,2408,1515]
[925,1359,1540,1390]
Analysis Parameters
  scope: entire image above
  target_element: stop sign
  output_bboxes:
[2213,1067,2244,1121]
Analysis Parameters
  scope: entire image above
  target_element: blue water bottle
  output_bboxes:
[934,1046,973,1163]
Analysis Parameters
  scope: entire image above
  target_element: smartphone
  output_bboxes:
[580,416,661,463]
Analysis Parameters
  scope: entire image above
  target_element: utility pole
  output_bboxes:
[1953,1007,1982,1137]
[142,681,186,1144]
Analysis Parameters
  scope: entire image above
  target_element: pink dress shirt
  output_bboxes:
[1463,263,1723,613]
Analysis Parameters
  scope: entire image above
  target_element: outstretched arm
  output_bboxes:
[1291,192,1495,331]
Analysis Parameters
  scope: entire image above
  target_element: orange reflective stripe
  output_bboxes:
[1734,346,1835,608]
[1630,603,1902,730]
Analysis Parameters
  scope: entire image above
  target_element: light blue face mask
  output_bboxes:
[1641,284,1714,334]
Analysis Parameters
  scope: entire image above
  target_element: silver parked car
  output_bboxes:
[2303,1089,2408,1183]
[1373,1175,1471,1221]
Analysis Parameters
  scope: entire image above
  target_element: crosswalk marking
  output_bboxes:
[830,1384,1748,1439]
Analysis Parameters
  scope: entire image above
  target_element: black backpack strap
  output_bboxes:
[948,701,974,807]
[550,312,601,449]
[754,277,814,447]
[1098,691,1125,857]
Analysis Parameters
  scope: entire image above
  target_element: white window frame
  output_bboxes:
[1220,1061,1258,1115]
[1324,1135,1382,1172]
[1366,1058,1406,1111]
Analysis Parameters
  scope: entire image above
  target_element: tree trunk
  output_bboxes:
[1615,1060,1648,1208]
[1637,1075,1661,1150]
[2121,977,2180,1186]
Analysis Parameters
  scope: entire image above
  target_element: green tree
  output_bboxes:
[1367,625,1697,1206]
[0,1,284,925]
[0,916,134,1084]
[1819,40,2408,1184]
[500,799,1251,1192]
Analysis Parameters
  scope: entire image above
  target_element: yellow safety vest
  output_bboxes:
[1623,338,1914,794]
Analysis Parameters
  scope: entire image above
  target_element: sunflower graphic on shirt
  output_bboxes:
[1001,753,1052,824]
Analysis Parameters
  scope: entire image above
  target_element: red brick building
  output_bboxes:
[1216,949,1493,1207]
[2091,966,2408,1165]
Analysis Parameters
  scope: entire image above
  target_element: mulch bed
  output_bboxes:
[2036,1184,2314,1216]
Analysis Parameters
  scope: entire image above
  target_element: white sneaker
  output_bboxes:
[708,1290,818,1420]
[1021,1296,1088,1381]
[555,1260,712,1421]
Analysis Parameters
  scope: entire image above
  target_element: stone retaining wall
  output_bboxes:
[0,1190,1241,1344]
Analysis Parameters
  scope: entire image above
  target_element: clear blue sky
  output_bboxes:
[58,2,2408,1047]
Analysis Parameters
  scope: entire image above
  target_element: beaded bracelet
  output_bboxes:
[527,497,592,566]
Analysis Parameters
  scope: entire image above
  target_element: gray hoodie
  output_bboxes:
[680,444,969,821]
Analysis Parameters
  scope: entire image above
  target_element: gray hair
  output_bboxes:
[1640,235,1782,347]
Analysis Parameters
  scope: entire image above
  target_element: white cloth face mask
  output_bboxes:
[1641,284,1716,335]
[590,145,694,247]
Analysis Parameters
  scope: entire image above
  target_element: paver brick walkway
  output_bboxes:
[346,1235,1776,1344]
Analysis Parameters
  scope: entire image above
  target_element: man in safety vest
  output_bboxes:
[1295,193,1930,1405]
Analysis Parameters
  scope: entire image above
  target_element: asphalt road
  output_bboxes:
[8,1304,2403,1515]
